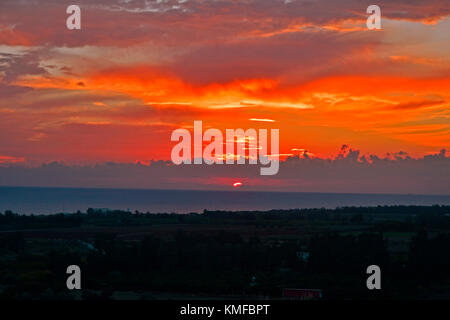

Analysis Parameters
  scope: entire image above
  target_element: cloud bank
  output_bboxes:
[0,147,448,195]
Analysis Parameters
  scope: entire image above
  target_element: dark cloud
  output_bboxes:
[0,0,448,47]
[390,100,445,110]
[0,147,448,195]
[0,83,32,97]
[0,51,48,82]
[168,30,375,84]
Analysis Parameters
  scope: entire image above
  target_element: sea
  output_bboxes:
[0,186,449,215]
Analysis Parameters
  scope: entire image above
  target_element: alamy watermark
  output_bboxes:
[366,265,381,290]
[366,5,382,30]
[65,4,381,31]
[66,5,81,30]
[66,265,81,290]
[170,121,280,176]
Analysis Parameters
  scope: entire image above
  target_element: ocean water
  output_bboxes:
[0,186,449,215]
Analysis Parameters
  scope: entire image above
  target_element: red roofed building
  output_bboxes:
[282,288,322,300]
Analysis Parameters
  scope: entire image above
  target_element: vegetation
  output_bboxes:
[0,205,449,299]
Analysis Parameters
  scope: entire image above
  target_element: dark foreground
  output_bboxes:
[1,205,450,300]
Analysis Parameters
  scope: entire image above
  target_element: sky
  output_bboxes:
[0,0,449,193]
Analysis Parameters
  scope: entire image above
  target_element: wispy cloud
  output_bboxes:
[249,118,276,122]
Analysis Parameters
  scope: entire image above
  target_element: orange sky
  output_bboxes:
[0,0,449,165]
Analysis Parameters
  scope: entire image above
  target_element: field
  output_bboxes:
[1,206,450,300]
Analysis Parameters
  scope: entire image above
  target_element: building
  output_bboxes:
[282,288,322,300]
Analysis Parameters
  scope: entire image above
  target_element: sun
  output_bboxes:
[233,182,243,188]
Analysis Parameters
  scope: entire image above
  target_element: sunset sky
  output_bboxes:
[0,0,449,192]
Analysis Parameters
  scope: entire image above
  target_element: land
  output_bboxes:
[0,205,450,300]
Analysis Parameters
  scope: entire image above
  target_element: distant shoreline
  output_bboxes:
[1,186,450,215]
[1,185,449,197]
